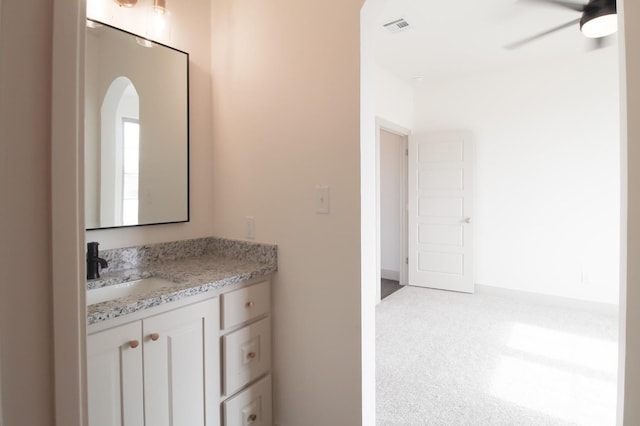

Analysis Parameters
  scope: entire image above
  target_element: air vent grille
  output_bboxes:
[383,18,410,33]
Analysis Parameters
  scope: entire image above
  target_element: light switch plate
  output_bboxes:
[316,186,330,214]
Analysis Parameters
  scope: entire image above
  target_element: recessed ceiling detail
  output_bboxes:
[383,18,411,34]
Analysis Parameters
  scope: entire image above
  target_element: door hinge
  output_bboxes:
[405,257,409,264]
[405,149,408,156]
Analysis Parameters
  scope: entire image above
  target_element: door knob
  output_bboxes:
[464,217,472,224]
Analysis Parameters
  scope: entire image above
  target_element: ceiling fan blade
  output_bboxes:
[505,17,581,50]
[521,0,586,12]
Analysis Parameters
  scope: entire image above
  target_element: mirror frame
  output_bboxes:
[85,19,190,231]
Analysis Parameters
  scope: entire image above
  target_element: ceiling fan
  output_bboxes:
[505,0,617,50]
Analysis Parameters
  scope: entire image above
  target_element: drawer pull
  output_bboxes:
[247,413,257,423]
[246,301,256,308]
[150,333,160,341]
[129,340,140,349]
[247,351,257,360]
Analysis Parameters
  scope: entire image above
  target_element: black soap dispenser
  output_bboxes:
[87,241,108,280]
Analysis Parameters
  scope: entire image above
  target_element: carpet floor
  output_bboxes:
[376,285,619,426]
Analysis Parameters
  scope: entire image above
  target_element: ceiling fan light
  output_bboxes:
[580,12,617,38]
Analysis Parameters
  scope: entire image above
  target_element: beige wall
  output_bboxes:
[0,10,2,425]
[622,0,640,423]
[0,0,55,424]
[210,0,363,424]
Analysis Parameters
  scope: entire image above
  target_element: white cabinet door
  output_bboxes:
[143,298,220,426]
[87,321,144,426]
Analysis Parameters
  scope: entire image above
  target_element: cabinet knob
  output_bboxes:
[246,301,255,308]
[150,333,160,341]
[247,413,257,423]
[129,340,140,349]
[247,351,257,360]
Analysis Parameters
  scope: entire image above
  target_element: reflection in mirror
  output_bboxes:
[85,20,189,230]
[100,77,140,226]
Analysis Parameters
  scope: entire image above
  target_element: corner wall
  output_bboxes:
[621,0,640,422]
[210,1,363,424]
[375,64,414,130]
[413,49,621,304]
[0,0,54,424]
[375,65,413,284]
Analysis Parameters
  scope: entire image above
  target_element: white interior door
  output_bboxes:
[408,132,474,293]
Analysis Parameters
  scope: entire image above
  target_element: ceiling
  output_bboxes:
[373,0,618,84]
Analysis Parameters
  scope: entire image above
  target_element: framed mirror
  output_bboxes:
[85,19,189,230]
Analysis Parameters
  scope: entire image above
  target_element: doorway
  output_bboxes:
[362,0,623,424]
[379,124,408,301]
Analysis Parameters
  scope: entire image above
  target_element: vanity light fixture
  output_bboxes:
[153,0,167,15]
[113,0,138,7]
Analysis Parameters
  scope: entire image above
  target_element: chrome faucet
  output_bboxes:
[87,241,108,280]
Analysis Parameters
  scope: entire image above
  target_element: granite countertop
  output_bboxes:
[87,237,277,325]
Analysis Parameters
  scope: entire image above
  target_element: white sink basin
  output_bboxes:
[87,277,175,305]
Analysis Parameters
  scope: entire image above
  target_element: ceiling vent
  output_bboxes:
[383,18,410,34]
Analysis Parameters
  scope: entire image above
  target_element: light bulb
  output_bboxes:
[153,0,167,15]
[581,13,617,39]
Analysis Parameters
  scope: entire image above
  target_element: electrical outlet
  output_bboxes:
[245,216,255,240]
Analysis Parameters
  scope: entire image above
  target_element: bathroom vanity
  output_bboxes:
[83,19,274,426]
[86,237,276,426]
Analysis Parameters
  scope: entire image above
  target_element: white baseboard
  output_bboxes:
[475,284,619,316]
[381,269,400,281]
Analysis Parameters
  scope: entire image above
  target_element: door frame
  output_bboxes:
[52,0,88,425]
[362,3,631,426]
[376,118,410,302]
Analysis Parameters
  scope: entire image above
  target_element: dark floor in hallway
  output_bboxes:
[381,279,402,299]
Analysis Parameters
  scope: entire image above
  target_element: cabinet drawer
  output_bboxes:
[221,280,270,330]
[222,317,271,396]
[223,375,272,426]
